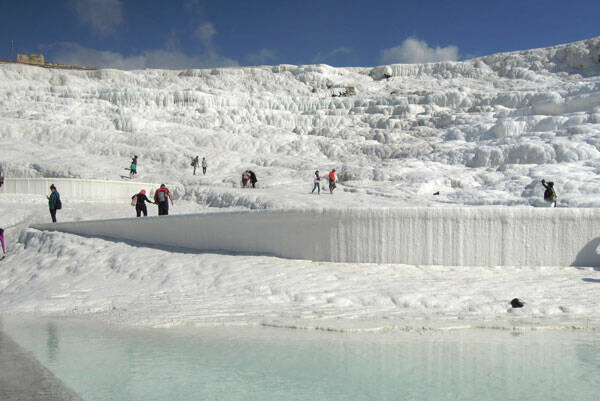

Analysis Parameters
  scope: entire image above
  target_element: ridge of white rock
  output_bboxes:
[31,207,600,267]
[1,178,161,201]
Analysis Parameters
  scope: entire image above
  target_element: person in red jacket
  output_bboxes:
[328,168,336,194]
[154,184,173,215]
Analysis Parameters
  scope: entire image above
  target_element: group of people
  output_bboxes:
[241,170,258,188]
[191,156,208,176]
[312,168,337,195]
[131,184,174,217]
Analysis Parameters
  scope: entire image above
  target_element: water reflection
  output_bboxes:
[46,322,58,363]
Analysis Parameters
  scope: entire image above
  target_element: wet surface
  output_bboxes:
[0,330,83,401]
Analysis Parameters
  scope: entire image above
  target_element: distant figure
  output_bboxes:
[202,157,207,175]
[0,168,4,188]
[130,155,138,179]
[0,228,5,259]
[191,156,200,175]
[241,171,250,188]
[131,189,155,217]
[328,168,336,194]
[312,170,321,194]
[541,179,557,207]
[47,184,61,222]
[248,170,257,188]
[154,184,173,216]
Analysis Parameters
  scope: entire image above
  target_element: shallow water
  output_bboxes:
[1,317,599,401]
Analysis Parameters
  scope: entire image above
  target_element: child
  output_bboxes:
[541,179,557,207]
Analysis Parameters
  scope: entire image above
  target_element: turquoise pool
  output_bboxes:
[2,317,599,401]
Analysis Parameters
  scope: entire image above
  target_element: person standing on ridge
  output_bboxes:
[541,179,557,207]
[202,157,207,175]
[248,170,257,188]
[312,170,321,194]
[47,184,61,222]
[131,189,155,217]
[191,156,200,175]
[0,228,6,260]
[154,184,173,216]
[130,155,138,179]
[328,168,337,195]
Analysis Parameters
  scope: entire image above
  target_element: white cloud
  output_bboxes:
[72,0,124,37]
[194,22,216,49]
[380,38,459,64]
[313,47,353,64]
[246,49,277,65]
[52,43,239,70]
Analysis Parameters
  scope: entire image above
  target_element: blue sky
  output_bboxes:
[1,0,599,69]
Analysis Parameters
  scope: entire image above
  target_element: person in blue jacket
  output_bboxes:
[47,184,61,222]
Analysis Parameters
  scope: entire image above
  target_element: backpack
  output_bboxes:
[56,194,62,210]
[131,194,138,206]
[157,190,167,203]
[544,188,557,202]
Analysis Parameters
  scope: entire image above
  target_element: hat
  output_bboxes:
[160,184,166,188]
[50,184,56,189]
[140,189,146,195]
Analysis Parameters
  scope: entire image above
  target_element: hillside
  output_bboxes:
[2,37,600,209]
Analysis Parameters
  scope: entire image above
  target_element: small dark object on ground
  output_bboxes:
[433,191,440,195]
[510,298,524,308]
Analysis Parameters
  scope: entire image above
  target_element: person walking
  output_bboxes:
[130,155,138,179]
[328,168,337,194]
[47,184,61,222]
[311,170,321,194]
[0,228,5,260]
[0,168,4,188]
[202,157,207,175]
[131,189,155,217]
[191,156,200,175]
[541,179,557,207]
[154,184,173,216]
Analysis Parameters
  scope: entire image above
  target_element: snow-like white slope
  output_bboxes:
[3,38,600,330]
[1,37,600,208]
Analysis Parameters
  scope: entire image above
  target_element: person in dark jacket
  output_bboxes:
[132,189,155,217]
[191,156,199,175]
[248,170,257,188]
[154,184,173,216]
[47,184,60,222]
[311,170,321,194]
[541,179,557,207]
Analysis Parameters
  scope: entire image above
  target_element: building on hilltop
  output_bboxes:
[10,53,96,70]
[17,54,45,65]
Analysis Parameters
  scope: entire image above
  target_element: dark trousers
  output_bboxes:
[136,204,147,217]
[203,167,207,175]
[158,202,169,216]
[50,208,57,223]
